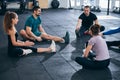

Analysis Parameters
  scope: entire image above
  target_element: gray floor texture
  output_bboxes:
[0,8,120,80]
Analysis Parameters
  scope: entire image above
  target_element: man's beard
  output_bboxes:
[85,13,89,16]
[36,14,40,16]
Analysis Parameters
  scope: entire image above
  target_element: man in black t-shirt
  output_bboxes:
[75,6,105,38]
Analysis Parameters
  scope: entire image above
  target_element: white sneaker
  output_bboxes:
[50,40,56,52]
[23,49,32,55]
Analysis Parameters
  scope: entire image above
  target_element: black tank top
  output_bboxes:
[8,32,18,48]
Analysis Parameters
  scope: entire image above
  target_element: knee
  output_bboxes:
[100,25,105,32]
[20,29,26,35]
[75,57,85,65]
[42,34,51,39]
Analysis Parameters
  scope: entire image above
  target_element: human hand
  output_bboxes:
[84,30,90,35]
[76,26,80,31]
[36,37,42,42]
[24,41,34,46]
[99,32,103,36]
[17,40,23,43]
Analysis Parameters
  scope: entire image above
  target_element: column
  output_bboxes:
[111,0,115,10]
[95,0,100,6]
[80,0,84,9]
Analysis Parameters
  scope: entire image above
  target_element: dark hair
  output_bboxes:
[89,24,100,35]
[84,5,90,9]
[32,6,40,12]
[3,11,17,33]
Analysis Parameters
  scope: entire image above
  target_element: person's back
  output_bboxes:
[75,24,110,69]
[8,32,18,49]
[89,35,110,60]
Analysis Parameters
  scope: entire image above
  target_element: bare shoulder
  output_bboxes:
[8,29,16,36]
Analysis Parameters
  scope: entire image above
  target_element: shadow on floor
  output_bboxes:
[57,43,68,52]
[33,40,68,62]
[0,47,20,73]
[70,35,91,60]
[71,68,112,80]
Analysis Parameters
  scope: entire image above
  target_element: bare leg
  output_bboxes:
[37,48,52,53]
[41,33,64,42]
[37,40,56,53]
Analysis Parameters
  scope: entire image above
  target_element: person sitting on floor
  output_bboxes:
[75,24,110,69]
[100,27,120,48]
[20,6,70,44]
[75,5,105,38]
[3,11,56,57]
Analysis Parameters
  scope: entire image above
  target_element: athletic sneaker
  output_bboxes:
[50,40,56,52]
[23,49,32,55]
[63,31,70,44]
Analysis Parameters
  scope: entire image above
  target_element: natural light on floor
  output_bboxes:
[97,15,120,20]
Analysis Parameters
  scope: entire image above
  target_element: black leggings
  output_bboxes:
[79,25,105,36]
[76,42,110,69]
[106,41,120,47]
[75,57,110,69]
[8,46,37,57]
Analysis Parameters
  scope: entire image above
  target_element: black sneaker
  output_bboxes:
[63,31,70,44]
[75,30,80,38]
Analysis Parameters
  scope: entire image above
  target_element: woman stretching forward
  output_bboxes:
[3,11,56,57]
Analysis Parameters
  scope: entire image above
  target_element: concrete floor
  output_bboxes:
[0,8,120,80]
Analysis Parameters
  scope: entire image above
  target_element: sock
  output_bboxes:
[23,49,32,55]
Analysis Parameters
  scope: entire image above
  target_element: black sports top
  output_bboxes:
[8,32,18,48]
[79,12,97,28]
